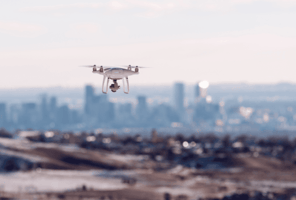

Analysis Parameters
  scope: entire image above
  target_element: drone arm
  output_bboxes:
[93,71,104,75]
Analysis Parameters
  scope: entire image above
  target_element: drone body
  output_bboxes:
[85,65,141,94]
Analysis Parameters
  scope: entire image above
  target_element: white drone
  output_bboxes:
[83,65,144,94]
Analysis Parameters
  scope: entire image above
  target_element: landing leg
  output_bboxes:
[122,77,129,94]
[102,76,109,94]
[126,77,129,94]
[122,77,125,93]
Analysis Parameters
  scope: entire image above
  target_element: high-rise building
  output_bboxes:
[119,103,132,116]
[85,85,94,115]
[49,96,58,125]
[57,105,70,127]
[194,83,200,104]
[136,96,148,119]
[20,103,38,129]
[174,82,184,113]
[108,102,115,122]
[199,81,209,98]
[0,103,7,127]
[117,103,133,125]
[93,94,110,123]
[49,96,57,111]
[40,94,49,125]
[9,104,19,125]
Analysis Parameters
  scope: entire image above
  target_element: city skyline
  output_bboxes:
[1,82,296,136]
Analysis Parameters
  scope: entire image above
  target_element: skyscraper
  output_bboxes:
[57,105,70,127]
[119,103,132,117]
[174,82,184,114]
[95,95,113,123]
[9,104,19,125]
[85,85,94,115]
[40,94,49,125]
[136,96,148,119]
[49,96,58,125]
[20,103,38,129]
[195,84,200,98]
[194,83,201,104]
[0,103,7,128]
[195,82,200,96]
[199,81,209,98]
[49,96,57,112]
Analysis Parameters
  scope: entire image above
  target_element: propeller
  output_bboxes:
[122,65,149,68]
[81,65,115,70]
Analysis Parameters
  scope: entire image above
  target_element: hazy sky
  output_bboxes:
[1,0,296,88]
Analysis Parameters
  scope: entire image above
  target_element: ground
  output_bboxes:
[1,138,296,200]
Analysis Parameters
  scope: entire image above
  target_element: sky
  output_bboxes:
[1,0,296,89]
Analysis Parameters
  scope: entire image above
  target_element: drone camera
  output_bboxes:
[109,82,120,93]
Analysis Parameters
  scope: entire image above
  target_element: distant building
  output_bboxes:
[9,104,19,126]
[70,109,81,124]
[136,96,148,120]
[150,104,180,126]
[20,103,38,129]
[0,103,7,128]
[108,102,115,122]
[40,94,49,125]
[174,82,184,114]
[118,103,133,117]
[57,105,70,127]
[115,103,134,127]
[195,84,200,96]
[199,81,209,98]
[49,96,57,112]
[193,101,220,125]
[93,95,111,123]
[194,83,201,104]
[85,85,94,115]
[84,85,114,124]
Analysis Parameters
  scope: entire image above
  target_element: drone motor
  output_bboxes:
[92,65,97,72]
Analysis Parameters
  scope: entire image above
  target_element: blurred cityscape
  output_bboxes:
[1,82,296,135]
[2,83,296,199]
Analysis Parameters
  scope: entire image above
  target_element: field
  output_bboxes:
[1,137,296,200]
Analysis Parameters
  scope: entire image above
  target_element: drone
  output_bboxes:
[83,65,144,94]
